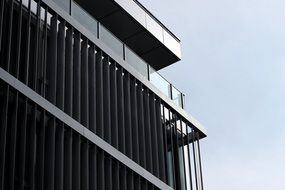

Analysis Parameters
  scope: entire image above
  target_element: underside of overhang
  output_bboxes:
[74,0,180,70]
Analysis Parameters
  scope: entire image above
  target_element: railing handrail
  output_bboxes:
[133,0,181,43]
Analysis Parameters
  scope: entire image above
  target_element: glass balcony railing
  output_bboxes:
[114,0,181,58]
[71,2,98,36]
[125,46,149,78]
[70,1,185,109]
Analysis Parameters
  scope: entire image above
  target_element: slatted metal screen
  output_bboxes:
[0,0,204,189]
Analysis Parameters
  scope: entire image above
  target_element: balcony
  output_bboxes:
[19,0,186,109]
[51,0,181,70]
[71,2,186,109]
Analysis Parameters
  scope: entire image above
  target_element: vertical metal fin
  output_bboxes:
[137,83,146,168]
[72,32,81,122]
[149,93,159,177]
[72,133,81,190]
[103,55,111,143]
[0,85,9,190]
[64,128,72,189]
[81,39,89,128]
[65,27,73,116]
[117,66,125,154]
[96,50,104,138]
[88,44,96,133]
[143,88,153,173]
[55,123,64,190]
[56,21,66,110]
[156,99,166,182]
[130,77,139,163]
[44,118,56,190]
[110,61,118,148]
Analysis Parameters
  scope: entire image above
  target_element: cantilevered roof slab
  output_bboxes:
[74,0,181,70]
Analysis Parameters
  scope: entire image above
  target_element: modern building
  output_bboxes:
[0,0,207,189]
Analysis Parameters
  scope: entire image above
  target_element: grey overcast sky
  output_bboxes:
[139,0,285,189]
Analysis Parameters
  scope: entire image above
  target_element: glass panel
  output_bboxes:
[125,46,148,78]
[71,2,98,37]
[146,14,164,43]
[99,23,124,59]
[163,30,182,58]
[21,0,37,14]
[149,66,171,98]
[115,0,146,26]
[52,0,70,13]
[172,86,182,107]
